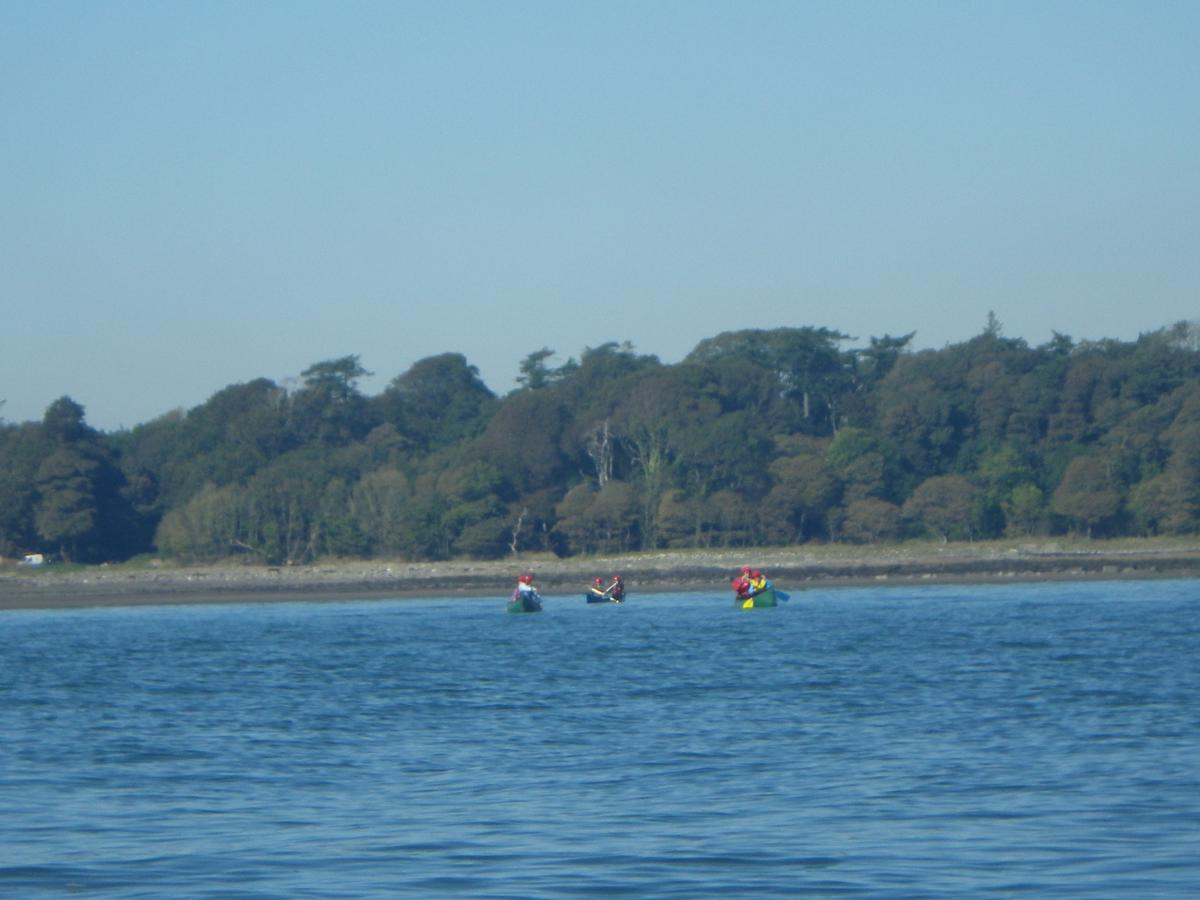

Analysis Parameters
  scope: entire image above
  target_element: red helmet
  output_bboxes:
[518,574,533,584]
[594,578,603,585]
[751,570,762,579]
[612,575,622,581]
[740,565,752,574]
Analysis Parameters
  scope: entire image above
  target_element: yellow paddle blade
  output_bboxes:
[741,598,754,609]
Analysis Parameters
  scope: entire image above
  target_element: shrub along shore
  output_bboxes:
[4,538,1200,611]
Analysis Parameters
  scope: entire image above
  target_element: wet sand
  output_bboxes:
[3,540,1200,610]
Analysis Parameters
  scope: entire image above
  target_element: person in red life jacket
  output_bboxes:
[733,566,756,598]
[607,574,626,603]
[588,577,609,600]
[514,573,540,602]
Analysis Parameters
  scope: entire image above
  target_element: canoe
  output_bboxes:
[507,593,543,614]
[737,587,777,609]
[585,592,624,604]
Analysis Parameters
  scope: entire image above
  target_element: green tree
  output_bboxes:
[291,355,374,445]
[903,475,977,542]
[452,517,512,558]
[551,480,640,554]
[976,445,1036,501]
[761,450,840,543]
[516,347,562,390]
[655,488,696,548]
[1046,348,1129,447]
[1128,472,1196,536]
[702,488,757,548]
[554,484,600,555]
[377,353,497,451]
[971,443,1038,537]
[504,488,561,555]
[1132,408,1200,534]
[436,460,509,557]
[852,332,915,387]
[589,480,640,552]
[34,449,101,561]
[838,498,902,544]
[314,477,369,557]
[0,423,49,556]
[1051,456,1122,537]
[361,423,415,469]
[32,397,140,561]
[826,427,897,503]
[42,396,90,443]
[348,468,414,556]
[876,350,974,477]
[686,327,854,433]
[672,409,774,502]
[473,390,570,494]
[383,474,446,560]
[120,380,291,513]
[554,342,659,402]
[611,372,684,548]
[240,464,321,564]
[1121,323,1200,405]
[1004,483,1046,536]
[154,483,242,561]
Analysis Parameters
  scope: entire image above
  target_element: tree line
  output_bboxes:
[3,319,1200,565]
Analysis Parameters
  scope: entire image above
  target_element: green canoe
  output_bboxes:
[507,592,543,614]
[736,587,777,609]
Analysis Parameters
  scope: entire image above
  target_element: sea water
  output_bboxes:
[1,579,1198,897]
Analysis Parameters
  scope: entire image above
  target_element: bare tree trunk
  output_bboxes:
[586,420,614,487]
[509,506,527,555]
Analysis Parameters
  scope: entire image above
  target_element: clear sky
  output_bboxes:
[3,1,1197,432]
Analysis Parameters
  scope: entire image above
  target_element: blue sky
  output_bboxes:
[3,1,1197,431]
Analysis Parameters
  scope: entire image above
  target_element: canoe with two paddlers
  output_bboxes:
[736,587,791,609]
[508,574,544,613]
[585,590,624,604]
[737,586,777,609]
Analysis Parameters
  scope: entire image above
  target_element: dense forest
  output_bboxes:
[3,319,1200,565]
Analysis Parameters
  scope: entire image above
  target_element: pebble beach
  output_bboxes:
[4,539,1200,610]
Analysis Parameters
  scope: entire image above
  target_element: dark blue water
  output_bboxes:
[2,579,1198,897]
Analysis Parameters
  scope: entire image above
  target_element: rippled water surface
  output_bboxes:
[2,579,1198,897]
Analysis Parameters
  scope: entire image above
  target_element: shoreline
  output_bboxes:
[4,539,1200,611]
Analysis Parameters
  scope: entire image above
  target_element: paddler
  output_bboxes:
[747,569,772,596]
[735,565,755,596]
[607,574,625,603]
[588,577,609,600]
[731,576,752,601]
[514,573,540,601]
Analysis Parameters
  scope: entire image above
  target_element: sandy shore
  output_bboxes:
[3,539,1200,610]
